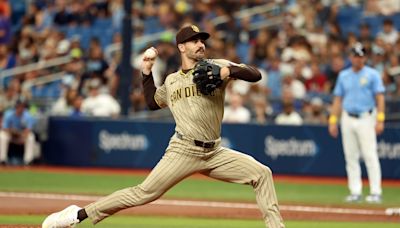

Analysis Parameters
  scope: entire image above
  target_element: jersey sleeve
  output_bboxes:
[333,72,344,97]
[210,59,235,68]
[371,70,385,94]
[143,73,166,110]
[154,83,168,108]
[210,59,261,82]
[2,111,11,129]
[24,112,36,130]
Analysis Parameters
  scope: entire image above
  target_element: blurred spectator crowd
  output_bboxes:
[0,0,400,126]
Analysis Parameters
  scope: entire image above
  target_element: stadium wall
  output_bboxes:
[43,117,400,179]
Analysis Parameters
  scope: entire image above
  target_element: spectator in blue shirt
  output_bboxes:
[266,57,282,99]
[0,100,37,165]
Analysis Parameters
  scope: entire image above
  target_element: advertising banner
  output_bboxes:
[43,117,400,178]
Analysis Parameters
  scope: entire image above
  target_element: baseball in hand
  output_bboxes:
[144,47,158,59]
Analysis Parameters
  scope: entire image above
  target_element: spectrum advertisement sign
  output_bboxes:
[44,117,400,178]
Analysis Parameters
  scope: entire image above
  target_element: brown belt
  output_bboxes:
[175,132,216,149]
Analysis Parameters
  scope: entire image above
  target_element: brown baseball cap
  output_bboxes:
[176,25,210,44]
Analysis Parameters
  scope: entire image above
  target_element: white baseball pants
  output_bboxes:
[0,130,36,165]
[340,111,382,195]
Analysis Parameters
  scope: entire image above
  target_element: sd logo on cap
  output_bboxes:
[176,25,210,44]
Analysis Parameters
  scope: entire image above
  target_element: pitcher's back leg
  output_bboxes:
[85,149,203,224]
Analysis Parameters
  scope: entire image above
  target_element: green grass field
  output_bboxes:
[0,169,399,227]
[0,215,399,228]
[1,170,399,206]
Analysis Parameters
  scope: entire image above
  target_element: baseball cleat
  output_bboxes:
[385,207,400,216]
[345,194,362,203]
[42,205,81,228]
[365,194,382,204]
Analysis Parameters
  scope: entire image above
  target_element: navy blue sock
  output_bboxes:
[77,209,88,222]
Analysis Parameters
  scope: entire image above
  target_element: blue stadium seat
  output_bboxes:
[30,85,43,98]
[91,28,113,50]
[56,26,68,36]
[392,13,400,30]
[31,81,62,98]
[236,43,250,64]
[78,27,92,50]
[358,13,400,39]
[143,17,164,35]
[47,81,62,98]
[65,26,80,39]
[361,16,383,37]
[336,5,362,37]
[92,18,113,30]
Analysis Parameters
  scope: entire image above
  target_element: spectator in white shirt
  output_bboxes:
[275,90,303,125]
[81,79,121,117]
[51,88,77,116]
[223,92,251,123]
[377,19,399,45]
[282,73,306,99]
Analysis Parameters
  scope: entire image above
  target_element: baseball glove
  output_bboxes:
[193,60,223,95]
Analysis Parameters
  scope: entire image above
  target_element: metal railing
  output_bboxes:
[210,2,282,25]
[104,29,175,62]
[23,71,67,113]
[23,71,66,89]
[0,56,71,89]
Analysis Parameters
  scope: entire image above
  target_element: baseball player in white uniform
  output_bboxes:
[329,42,385,203]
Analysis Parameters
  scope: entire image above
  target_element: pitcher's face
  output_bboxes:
[183,39,206,61]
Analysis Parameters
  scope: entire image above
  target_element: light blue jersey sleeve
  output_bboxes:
[333,71,345,97]
[23,111,36,130]
[371,69,385,94]
[2,110,13,129]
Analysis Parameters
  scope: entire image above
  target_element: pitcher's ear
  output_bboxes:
[178,43,185,52]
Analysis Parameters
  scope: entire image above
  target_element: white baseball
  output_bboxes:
[144,48,157,59]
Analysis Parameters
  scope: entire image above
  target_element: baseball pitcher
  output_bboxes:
[42,25,285,228]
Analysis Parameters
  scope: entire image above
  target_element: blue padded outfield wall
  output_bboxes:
[43,117,400,179]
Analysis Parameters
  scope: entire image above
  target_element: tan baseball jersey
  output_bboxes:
[83,59,285,228]
[154,59,236,140]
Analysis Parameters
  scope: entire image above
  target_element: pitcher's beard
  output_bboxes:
[194,56,205,61]
[189,54,205,62]
[187,48,205,61]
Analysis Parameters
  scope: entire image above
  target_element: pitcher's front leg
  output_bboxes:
[205,148,285,228]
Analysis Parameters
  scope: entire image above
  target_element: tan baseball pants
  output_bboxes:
[85,135,285,228]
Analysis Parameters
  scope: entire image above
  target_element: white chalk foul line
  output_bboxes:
[0,192,386,216]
